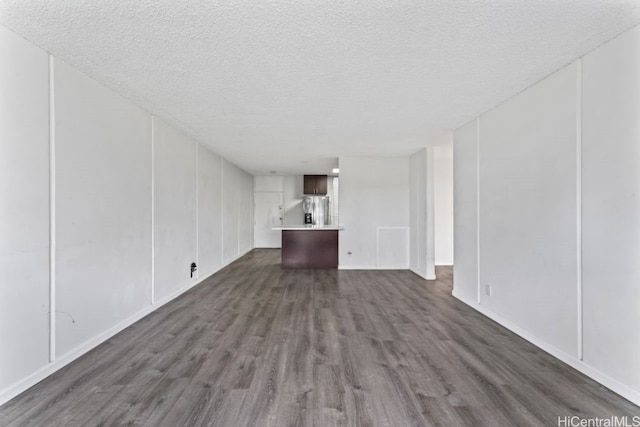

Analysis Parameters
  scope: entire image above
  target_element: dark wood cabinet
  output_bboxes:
[281,229,338,268]
[303,175,328,195]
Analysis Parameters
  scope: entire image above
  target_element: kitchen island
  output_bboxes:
[272,225,344,268]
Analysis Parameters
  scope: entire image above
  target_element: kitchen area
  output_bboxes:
[253,151,453,274]
[253,173,343,268]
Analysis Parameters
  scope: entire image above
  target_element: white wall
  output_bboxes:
[453,120,479,303]
[221,160,254,264]
[480,61,579,356]
[238,171,254,255]
[254,176,284,192]
[339,157,410,269]
[409,149,435,279]
[582,24,640,398]
[433,143,454,266]
[453,24,640,405]
[198,146,224,278]
[153,118,197,301]
[54,58,153,356]
[222,160,239,264]
[283,176,305,225]
[0,26,254,405]
[0,25,50,392]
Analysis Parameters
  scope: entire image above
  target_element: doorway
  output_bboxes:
[254,192,283,248]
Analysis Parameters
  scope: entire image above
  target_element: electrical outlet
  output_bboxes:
[190,262,197,278]
[485,284,491,297]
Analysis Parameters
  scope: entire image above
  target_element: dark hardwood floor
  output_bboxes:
[1,249,638,426]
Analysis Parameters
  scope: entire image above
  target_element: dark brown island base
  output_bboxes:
[274,226,344,268]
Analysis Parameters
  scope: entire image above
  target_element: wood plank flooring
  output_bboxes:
[1,249,638,426]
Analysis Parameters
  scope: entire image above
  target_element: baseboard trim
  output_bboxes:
[220,246,254,270]
[238,246,253,258]
[338,266,413,270]
[452,290,640,407]
[338,265,377,270]
[0,258,229,406]
[197,267,222,282]
[409,267,436,280]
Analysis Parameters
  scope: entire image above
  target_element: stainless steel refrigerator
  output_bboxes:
[302,196,331,226]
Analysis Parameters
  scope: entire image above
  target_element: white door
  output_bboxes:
[254,192,283,248]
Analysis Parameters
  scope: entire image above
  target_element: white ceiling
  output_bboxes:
[1,1,639,175]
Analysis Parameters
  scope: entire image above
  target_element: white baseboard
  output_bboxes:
[409,267,436,280]
[338,266,417,273]
[0,253,239,406]
[238,246,253,258]
[338,265,378,270]
[452,290,640,407]
[220,246,254,269]
[197,267,221,282]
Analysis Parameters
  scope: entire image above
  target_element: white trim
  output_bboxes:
[197,268,220,282]
[425,147,436,279]
[237,176,241,259]
[475,117,481,305]
[376,227,379,267]
[220,158,225,267]
[238,247,252,258]
[338,265,424,273]
[575,59,584,361]
[410,268,437,280]
[195,142,199,279]
[452,291,640,407]
[150,116,156,305]
[338,265,379,270]
[414,152,420,273]
[48,54,56,363]
[220,247,253,269]
[236,165,242,258]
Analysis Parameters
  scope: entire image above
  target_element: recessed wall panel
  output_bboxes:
[478,62,578,356]
[453,120,479,302]
[54,58,152,357]
[238,171,254,255]
[0,24,50,391]
[197,146,223,278]
[222,160,239,265]
[153,119,197,300]
[582,24,640,392]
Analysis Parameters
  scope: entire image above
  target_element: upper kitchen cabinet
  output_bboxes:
[303,175,328,195]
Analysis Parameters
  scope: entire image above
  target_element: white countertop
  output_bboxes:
[272,225,344,231]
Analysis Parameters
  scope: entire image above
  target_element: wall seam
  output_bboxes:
[237,167,240,258]
[221,159,225,266]
[576,59,584,361]
[151,116,155,305]
[196,143,199,279]
[426,147,435,278]
[476,117,481,305]
[48,54,56,362]
[376,227,380,268]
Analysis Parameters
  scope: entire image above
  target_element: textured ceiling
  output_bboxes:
[1,1,639,175]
